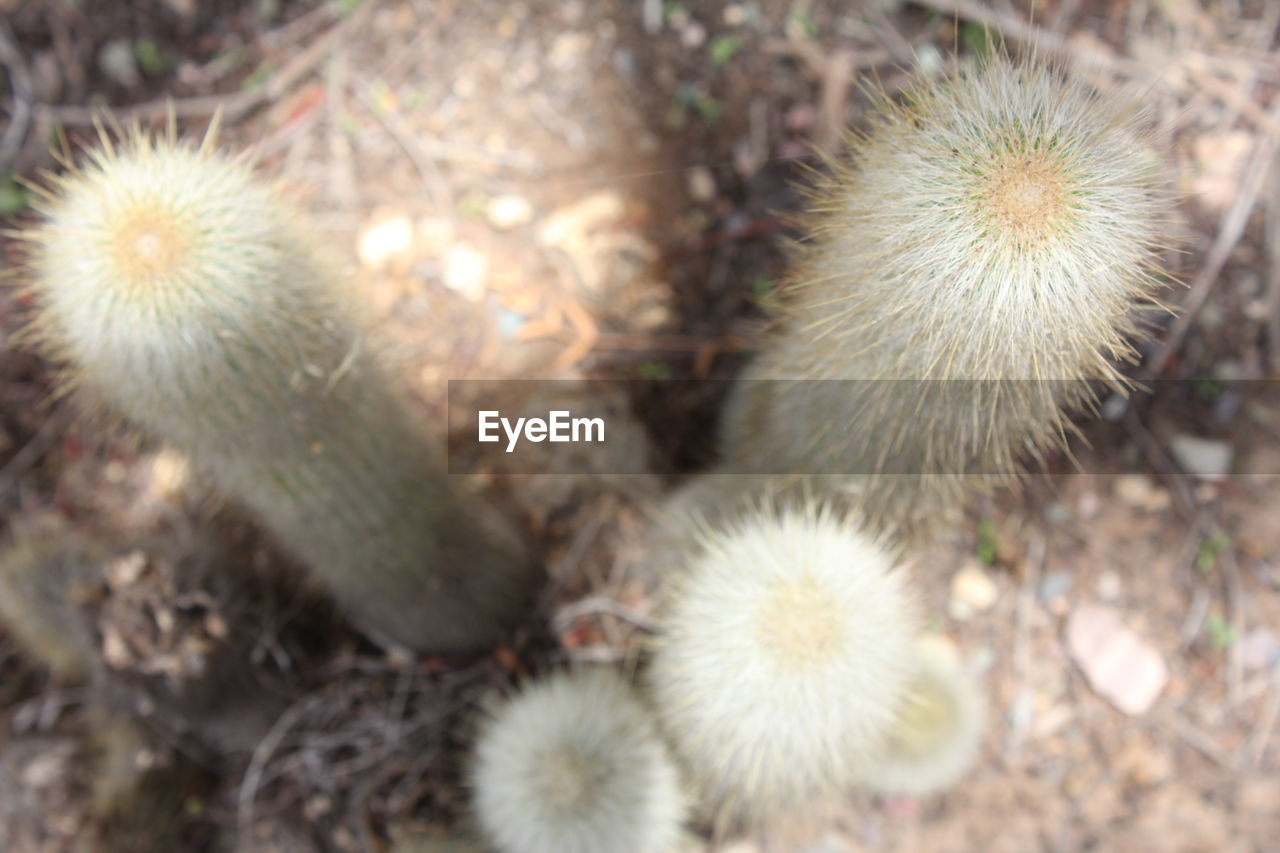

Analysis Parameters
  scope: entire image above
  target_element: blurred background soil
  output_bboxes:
[0,0,1278,850]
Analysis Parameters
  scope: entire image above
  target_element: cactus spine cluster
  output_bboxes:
[856,636,986,796]
[23,129,534,653]
[721,53,1171,531]
[647,503,916,832]
[0,523,103,681]
[468,668,686,853]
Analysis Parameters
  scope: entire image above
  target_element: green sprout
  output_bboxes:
[133,39,172,76]
[1203,612,1237,648]
[1195,532,1230,574]
[0,170,27,216]
[976,517,998,565]
[711,35,743,67]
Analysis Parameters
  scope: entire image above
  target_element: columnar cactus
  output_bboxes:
[722,53,1171,532]
[856,636,986,796]
[647,503,917,833]
[22,129,535,653]
[468,668,686,853]
[0,522,102,681]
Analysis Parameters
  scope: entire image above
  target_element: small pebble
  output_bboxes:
[1168,434,1234,481]
[686,166,716,202]
[1116,739,1173,786]
[784,102,817,132]
[485,195,534,230]
[1244,298,1270,322]
[1067,603,1168,715]
[722,4,748,25]
[549,32,591,69]
[680,21,708,48]
[441,243,488,301]
[949,563,998,620]
[1113,474,1155,507]
[357,216,413,268]
[1037,570,1073,607]
[1044,502,1071,524]
[415,216,456,254]
[496,307,527,339]
[98,39,140,88]
[1239,627,1280,671]
[1096,570,1122,601]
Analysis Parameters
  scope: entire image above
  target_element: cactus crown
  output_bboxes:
[468,669,685,853]
[648,501,917,831]
[21,125,349,442]
[800,53,1170,379]
[721,54,1174,537]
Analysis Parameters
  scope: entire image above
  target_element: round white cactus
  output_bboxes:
[648,502,917,832]
[857,635,986,796]
[469,668,686,853]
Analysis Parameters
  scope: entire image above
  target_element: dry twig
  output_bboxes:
[5,4,370,130]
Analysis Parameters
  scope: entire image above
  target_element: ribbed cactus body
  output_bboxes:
[647,503,916,832]
[0,525,102,680]
[468,669,686,853]
[722,55,1171,532]
[25,132,533,653]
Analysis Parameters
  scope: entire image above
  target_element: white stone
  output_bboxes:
[441,243,489,301]
[1068,604,1168,715]
[357,216,413,268]
[1168,434,1234,481]
[485,195,534,230]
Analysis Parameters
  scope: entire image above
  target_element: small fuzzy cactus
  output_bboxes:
[722,53,1172,531]
[647,502,917,833]
[856,636,986,797]
[468,668,686,853]
[22,128,535,653]
[0,522,103,681]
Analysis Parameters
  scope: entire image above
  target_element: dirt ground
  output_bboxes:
[1,0,1278,851]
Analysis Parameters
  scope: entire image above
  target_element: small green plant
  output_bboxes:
[0,169,28,216]
[1196,532,1230,574]
[976,518,999,565]
[22,128,535,653]
[750,273,779,316]
[648,501,916,833]
[132,39,172,76]
[637,360,673,381]
[786,6,818,39]
[468,669,685,853]
[710,35,742,67]
[1203,612,1237,648]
